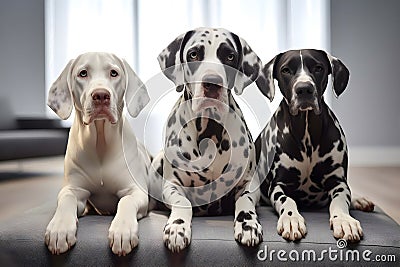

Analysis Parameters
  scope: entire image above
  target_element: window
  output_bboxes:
[45,0,330,153]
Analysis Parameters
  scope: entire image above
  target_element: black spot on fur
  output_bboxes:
[236,211,252,222]
[273,192,284,201]
[173,219,185,224]
[221,139,230,151]
[239,136,245,146]
[288,211,292,216]
[243,148,249,158]
[235,167,243,179]
[183,152,191,161]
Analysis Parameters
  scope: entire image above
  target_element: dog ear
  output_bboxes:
[157,31,195,92]
[326,53,350,97]
[47,59,74,120]
[257,54,282,102]
[231,34,272,100]
[122,59,150,118]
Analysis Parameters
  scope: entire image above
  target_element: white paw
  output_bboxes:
[108,216,139,256]
[277,210,307,241]
[234,210,263,246]
[163,218,191,252]
[330,213,363,242]
[45,214,78,255]
[351,197,374,212]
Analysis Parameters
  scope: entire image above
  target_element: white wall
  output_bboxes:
[0,0,45,117]
[331,0,400,165]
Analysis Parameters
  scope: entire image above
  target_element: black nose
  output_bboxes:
[202,74,223,90]
[295,82,315,97]
[92,89,111,105]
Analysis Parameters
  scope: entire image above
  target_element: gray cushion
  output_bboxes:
[0,130,68,161]
[0,202,398,266]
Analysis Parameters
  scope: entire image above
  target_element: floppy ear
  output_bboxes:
[326,53,350,97]
[231,34,272,100]
[257,54,283,102]
[157,31,194,92]
[122,59,150,117]
[47,59,74,120]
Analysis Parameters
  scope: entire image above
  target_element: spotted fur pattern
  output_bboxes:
[150,27,267,252]
[255,49,374,242]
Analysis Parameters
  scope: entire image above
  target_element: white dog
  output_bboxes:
[45,52,151,256]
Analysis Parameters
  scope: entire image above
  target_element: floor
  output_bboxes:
[0,156,399,224]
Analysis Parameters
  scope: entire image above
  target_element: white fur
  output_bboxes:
[45,52,151,256]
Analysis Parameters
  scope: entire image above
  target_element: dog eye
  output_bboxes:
[189,51,198,60]
[314,65,323,73]
[110,69,119,77]
[227,53,235,61]
[78,70,88,78]
[281,67,290,74]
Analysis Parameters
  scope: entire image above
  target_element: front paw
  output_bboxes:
[163,218,191,252]
[277,210,307,241]
[45,215,78,255]
[108,217,139,256]
[330,213,363,242]
[234,210,263,246]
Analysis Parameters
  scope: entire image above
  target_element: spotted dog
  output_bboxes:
[255,49,374,242]
[150,27,268,252]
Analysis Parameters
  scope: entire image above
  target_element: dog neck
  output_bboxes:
[280,99,327,148]
[94,119,107,159]
[182,89,232,142]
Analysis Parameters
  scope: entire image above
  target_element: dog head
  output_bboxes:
[260,49,349,116]
[158,27,267,114]
[47,52,149,124]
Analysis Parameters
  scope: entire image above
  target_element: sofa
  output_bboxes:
[0,99,68,161]
[0,201,398,266]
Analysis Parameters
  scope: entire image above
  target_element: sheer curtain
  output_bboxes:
[45,0,330,152]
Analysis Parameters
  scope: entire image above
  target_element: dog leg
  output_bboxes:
[108,187,148,256]
[234,188,263,246]
[329,183,363,242]
[162,183,192,252]
[45,186,89,254]
[271,186,307,241]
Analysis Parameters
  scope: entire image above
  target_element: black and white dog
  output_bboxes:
[255,49,374,242]
[150,27,268,252]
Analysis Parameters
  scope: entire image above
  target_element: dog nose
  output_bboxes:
[202,74,223,90]
[295,83,315,96]
[92,89,111,105]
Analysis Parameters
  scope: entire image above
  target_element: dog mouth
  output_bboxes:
[83,89,118,125]
[290,101,321,116]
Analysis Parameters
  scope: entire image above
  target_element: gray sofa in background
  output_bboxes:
[0,99,68,161]
[0,202,398,266]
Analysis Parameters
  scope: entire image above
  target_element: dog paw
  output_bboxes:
[108,217,139,256]
[277,210,307,241]
[351,197,374,212]
[45,215,78,255]
[330,213,363,242]
[163,218,191,252]
[234,210,263,246]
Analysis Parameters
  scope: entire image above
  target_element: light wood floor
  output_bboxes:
[0,157,399,224]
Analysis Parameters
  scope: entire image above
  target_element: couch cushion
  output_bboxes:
[0,99,17,130]
[0,130,68,161]
[0,202,398,266]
